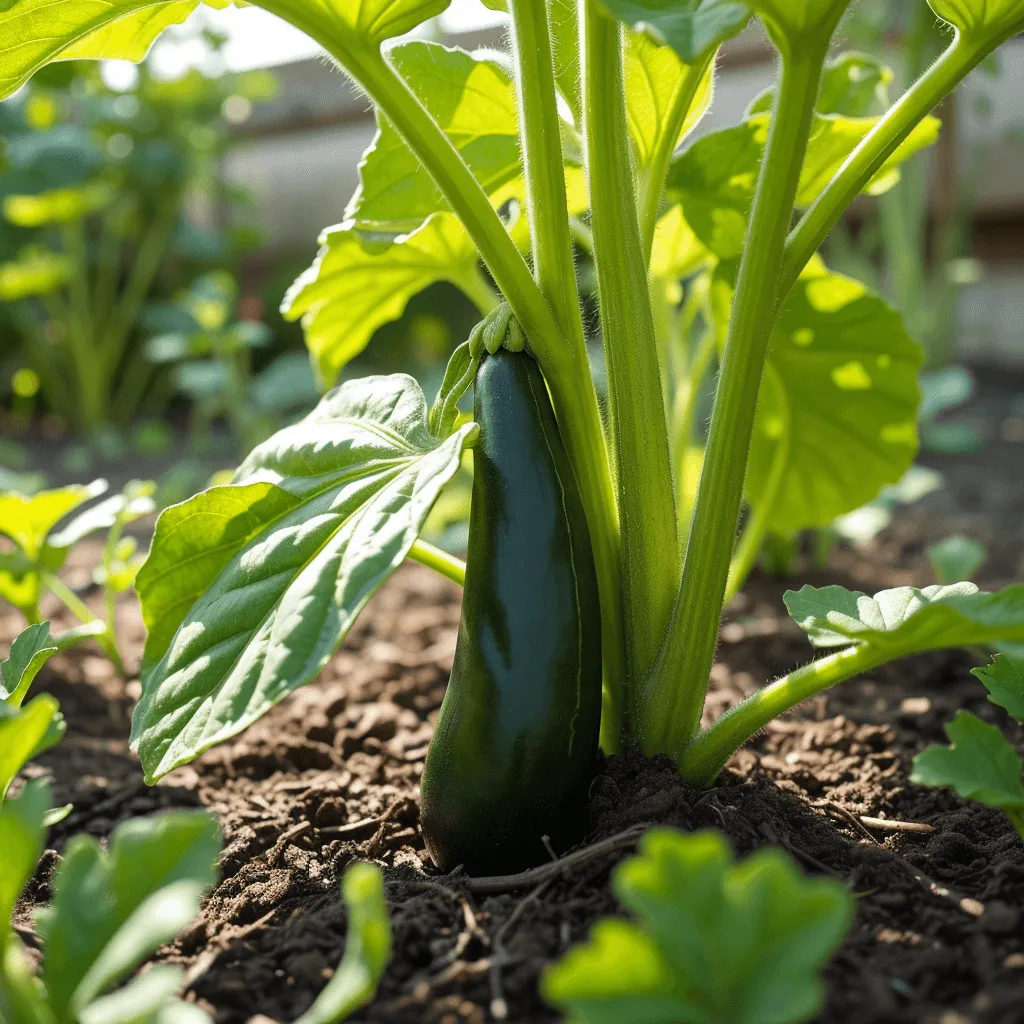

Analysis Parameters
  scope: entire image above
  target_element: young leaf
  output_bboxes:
[0,249,73,301]
[295,863,391,1024]
[928,536,987,586]
[282,214,492,388]
[132,375,477,782]
[911,711,1024,839]
[4,181,115,227]
[744,266,922,533]
[785,581,1024,654]
[543,828,853,1024]
[78,964,212,1024]
[1,622,57,706]
[972,653,1024,724]
[38,810,220,1018]
[0,696,64,805]
[348,42,522,229]
[0,480,107,562]
[598,0,753,64]
[0,780,50,936]
[625,31,714,171]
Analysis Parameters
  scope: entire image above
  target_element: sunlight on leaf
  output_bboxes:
[283,213,491,388]
[0,250,73,300]
[132,376,477,781]
[0,622,57,706]
[0,480,107,562]
[927,0,1024,41]
[650,204,710,280]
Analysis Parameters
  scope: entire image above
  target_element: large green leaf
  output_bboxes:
[543,828,852,1024]
[282,213,490,388]
[295,864,391,1024]
[625,30,714,171]
[666,112,939,260]
[598,0,753,64]
[39,811,220,1018]
[785,582,1024,653]
[745,265,922,533]
[911,711,1024,838]
[131,375,477,782]
[927,0,1024,41]
[348,41,521,229]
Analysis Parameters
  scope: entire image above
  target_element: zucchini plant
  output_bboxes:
[7,0,1024,870]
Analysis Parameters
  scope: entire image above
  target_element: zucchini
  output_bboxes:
[421,348,603,874]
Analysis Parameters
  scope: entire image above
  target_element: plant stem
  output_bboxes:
[677,645,885,787]
[782,31,990,300]
[641,41,830,757]
[60,222,103,430]
[722,397,789,607]
[409,540,466,587]
[639,54,713,259]
[582,0,678,698]
[259,8,625,747]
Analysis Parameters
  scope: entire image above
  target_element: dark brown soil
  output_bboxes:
[7,377,1024,1024]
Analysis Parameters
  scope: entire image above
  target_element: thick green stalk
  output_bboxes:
[409,540,467,587]
[582,0,679,695]
[782,31,991,299]
[256,4,625,746]
[677,645,885,787]
[510,0,626,748]
[641,40,830,757]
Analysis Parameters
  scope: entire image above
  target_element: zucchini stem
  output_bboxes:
[409,540,467,587]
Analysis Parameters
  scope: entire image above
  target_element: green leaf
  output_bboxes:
[748,51,892,118]
[549,0,582,123]
[0,696,65,804]
[131,375,477,782]
[39,810,220,1018]
[927,0,1024,42]
[4,181,115,227]
[294,863,391,1024]
[306,0,451,45]
[911,711,1024,837]
[543,828,853,1024]
[785,581,1024,654]
[625,30,714,171]
[649,204,710,280]
[0,249,72,300]
[745,265,922,533]
[78,965,212,1024]
[348,42,521,229]
[748,0,852,44]
[0,780,50,935]
[283,213,487,388]
[0,480,107,562]
[928,535,987,586]
[48,485,155,556]
[1,622,56,706]
[667,112,939,259]
[598,0,752,64]
[972,653,1024,724]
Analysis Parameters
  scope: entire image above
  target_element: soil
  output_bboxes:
[6,371,1024,1024]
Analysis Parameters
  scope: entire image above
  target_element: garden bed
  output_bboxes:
[8,415,1024,1024]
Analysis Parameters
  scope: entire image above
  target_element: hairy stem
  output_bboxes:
[642,41,830,757]
[582,0,679,700]
[677,645,886,787]
[782,31,991,300]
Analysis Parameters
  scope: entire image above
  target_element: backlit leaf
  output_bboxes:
[745,266,922,533]
[785,581,1024,653]
[0,480,107,561]
[4,180,115,227]
[927,0,1024,42]
[748,0,853,43]
[598,0,752,64]
[0,695,63,804]
[543,828,853,1024]
[349,42,521,229]
[911,711,1024,838]
[132,375,477,781]
[282,213,491,388]
[972,653,1024,724]
[626,30,714,171]
[649,204,709,280]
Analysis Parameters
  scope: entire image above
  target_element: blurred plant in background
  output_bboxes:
[0,27,276,438]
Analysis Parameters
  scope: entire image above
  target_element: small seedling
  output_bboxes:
[912,652,1024,840]
[542,828,854,1024]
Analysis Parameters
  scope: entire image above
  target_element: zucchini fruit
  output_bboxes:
[420,348,603,874]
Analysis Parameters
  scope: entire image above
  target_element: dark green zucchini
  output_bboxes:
[420,348,602,875]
